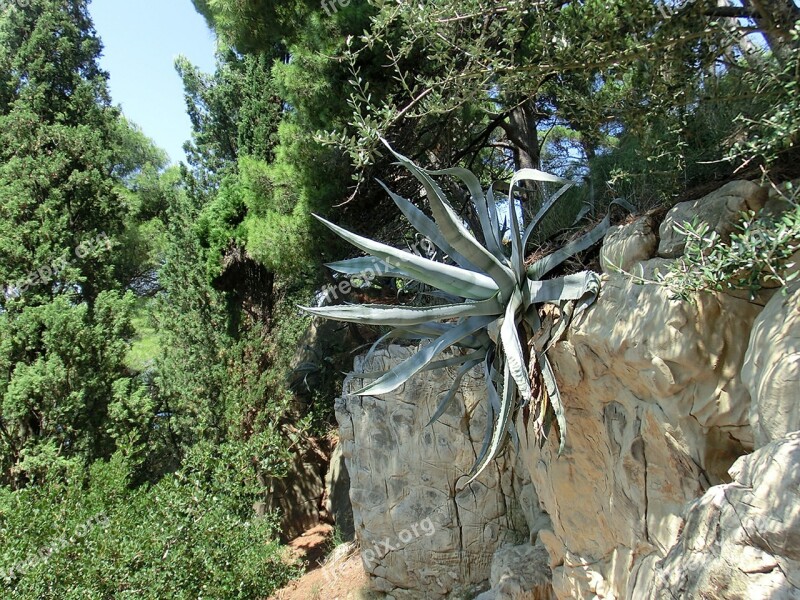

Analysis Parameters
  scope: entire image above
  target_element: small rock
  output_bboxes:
[658,180,767,258]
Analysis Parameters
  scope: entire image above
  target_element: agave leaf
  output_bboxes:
[486,185,504,253]
[360,349,485,381]
[314,214,499,300]
[363,325,490,368]
[418,289,465,303]
[464,361,516,486]
[300,296,502,326]
[355,315,495,396]
[484,356,502,413]
[325,256,407,279]
[528,213,612,279]
[508,420,520,456]
[377,180,481,273]
[506,190,525,281]
[521,181,575,249]
[524,271,601,305]
[382,143,516,292]
[404,322,492,349]
[423,349,487,372]
[499,289,532,403]
[427,167,505,260]
[509,168,571,187]
[470,396,496,481]
[505,170,571,276]
[528,199,635,279]
[426,357,484,427]
[571,202,593,226]
[540,352,566,455]
[542,275,600,353]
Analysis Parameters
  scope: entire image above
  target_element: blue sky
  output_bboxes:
[89,0,217,164]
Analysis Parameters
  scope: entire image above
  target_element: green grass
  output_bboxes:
[125,297,160,371]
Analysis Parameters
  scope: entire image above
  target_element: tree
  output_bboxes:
[0,0,147,487]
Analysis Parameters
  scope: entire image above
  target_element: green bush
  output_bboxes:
[657,197,800,301]
[0,450,297,600]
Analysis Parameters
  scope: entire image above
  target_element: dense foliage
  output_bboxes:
[0,0,798,596]
[0,2,299,597]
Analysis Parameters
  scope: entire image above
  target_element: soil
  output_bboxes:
[267,524,375,600]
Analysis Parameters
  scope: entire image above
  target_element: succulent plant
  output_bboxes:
[302,141,629,486]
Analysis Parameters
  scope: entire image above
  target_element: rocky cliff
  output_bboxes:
[335,180,800,599]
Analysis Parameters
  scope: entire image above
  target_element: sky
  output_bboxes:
[89,0,217,164]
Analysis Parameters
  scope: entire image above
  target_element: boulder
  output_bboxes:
[600,216,658,275]
[658,180,767,258]
[646,432,800,599]
[742,282,800,449]
[523,274,762,599]
[473,542,557,600]
[336,346,541,599]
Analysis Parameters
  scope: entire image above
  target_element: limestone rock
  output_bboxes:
[600,216,657,274]
[646,432,800,599]
[658,180,767,258]
[524,274,761,599]
[336,346,538,599]
[473,542,557,600]
[742,283,800,448]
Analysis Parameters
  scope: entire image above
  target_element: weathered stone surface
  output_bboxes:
[658,180,767,258]
[522,274,762,599]
[474,542,557,600]
[645,432,800,599]
[600,216,658,274]
[336,346,540,599]
[742,282,800,449]
[324,441,355,541]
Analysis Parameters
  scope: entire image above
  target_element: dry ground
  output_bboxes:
[267,524,378,600]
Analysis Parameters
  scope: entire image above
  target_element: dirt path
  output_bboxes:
[267,524,374,600]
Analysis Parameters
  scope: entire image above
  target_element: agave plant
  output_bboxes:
[302,142,629,486]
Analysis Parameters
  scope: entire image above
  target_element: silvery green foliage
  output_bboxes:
[303,142,629,486]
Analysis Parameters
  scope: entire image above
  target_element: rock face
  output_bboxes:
[646,433,800,599]
[742,283,800,449]
[335,179,800,599]
[324,442,355,541]
[526,276,761,599]
[336,346,547,599]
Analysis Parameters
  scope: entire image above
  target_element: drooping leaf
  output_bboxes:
[463,360,516,487]
[499,289,532,403]
[426,356,484,427]
[540,352,566,455]
[355,315,495,396]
